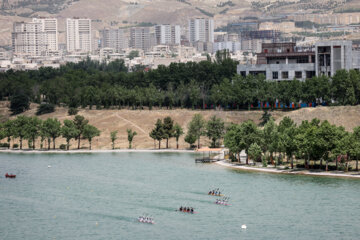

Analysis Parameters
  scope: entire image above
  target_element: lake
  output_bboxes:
[0,152,359,240]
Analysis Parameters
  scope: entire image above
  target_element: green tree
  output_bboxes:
[83,124,100,150]
[163,117,175,148]
[73,115,89,149]
[206,115,225,147]
[279,117,297,169]
[43,118,61,149]
[173,123,184,149]
[127,50,139,60]
[263,118,279,164]
[188,114,206,148]
[3,120,13,149]
[352,127,360,171]
[184,133,196,148]
[127,129,137,149]
[110,131,118,150]
[25,117,42,149]
[259,111,272,126]
[150,119,166,149]
[240,121,262,164]
[10,92,30,115]
[61,120,79,150]
[12,116,30,149]
[224,124,243,162]
[248,143,262,163]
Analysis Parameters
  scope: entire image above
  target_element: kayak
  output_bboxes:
[215,202,231,206]
[138,219,155,224]
[176,210,197,214]
[208,193,223,197]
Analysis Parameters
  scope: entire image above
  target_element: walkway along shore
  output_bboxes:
[215,160,360,179]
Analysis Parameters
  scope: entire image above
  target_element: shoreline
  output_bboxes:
[0,149,196,154]
[215,160,360,179]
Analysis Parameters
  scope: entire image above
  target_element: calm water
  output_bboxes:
[0,152,359,240]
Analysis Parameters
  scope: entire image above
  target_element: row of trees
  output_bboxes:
[148,114,226,150]
[110,129,138,149]
[3,54,360,114]
[149,117,184,149]
[224,117,360,171]
[184,114,225,148]
[0,115,100,150]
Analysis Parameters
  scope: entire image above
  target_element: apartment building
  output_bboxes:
[32,18,58,51]
[101,28,128,52]
[130,27,154,51]
[155,25,181,45]
[66,18,92,53]
[12,18,58,56]
[188,18,214,43]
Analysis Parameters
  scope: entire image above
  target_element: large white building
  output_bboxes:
[12,18,58,56]
[32,18,58,51]
[66,18,92,53]
[101,28,128,52]
[188,18,214,43]
[155,25,181,45]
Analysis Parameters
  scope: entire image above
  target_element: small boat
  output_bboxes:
[241,224,247,229]
[215,202,231,206]
[5,173,16,178]
[208,193,224,197]
[176,209,196,214]
[137,216,155,224]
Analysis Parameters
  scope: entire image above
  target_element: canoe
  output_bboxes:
[5,173,16,178]
[208,193,224,197]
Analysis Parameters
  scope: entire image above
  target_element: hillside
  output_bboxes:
[2,102,360,150]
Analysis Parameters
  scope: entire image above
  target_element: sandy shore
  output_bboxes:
[215,160,360,179]
[0,149,196,154]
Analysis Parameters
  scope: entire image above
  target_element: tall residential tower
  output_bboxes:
[66,18,92,53]
[188,18,214,43]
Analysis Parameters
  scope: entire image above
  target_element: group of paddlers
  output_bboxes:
[178,206,194,213]
[208,188,222,196]
[215,197,230,205]
[138,215,154,224]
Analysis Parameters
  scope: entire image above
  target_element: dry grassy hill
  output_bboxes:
[2,101,360,150]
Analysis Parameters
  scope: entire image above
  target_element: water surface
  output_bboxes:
[0,152,359,240]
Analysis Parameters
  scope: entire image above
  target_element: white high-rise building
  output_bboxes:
[66,18,92,53]
[12,18,58,56]
[101,28,128,52]
[155,25,181,45]
[32,18,58,51]
[188,18,214,43]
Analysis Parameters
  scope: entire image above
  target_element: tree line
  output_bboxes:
[224,117,360,172]
[0,115,100,150]
[2,53,360,114]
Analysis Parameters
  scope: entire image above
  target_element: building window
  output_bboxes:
[295,71,302,79]
[272,71,278,80]
[306,71,316,79]
[282,71,289,79]
[240,71,246,77]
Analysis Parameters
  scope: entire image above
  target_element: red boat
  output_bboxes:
[5,173,16,178]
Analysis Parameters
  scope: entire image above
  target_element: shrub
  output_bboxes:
[59,144,67,150]
[13,143,19,149]
[10,92,30,115]
[68,107,79,115]
[36,103,55,115]
[262,156,268,167]
[0,143,10,148]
